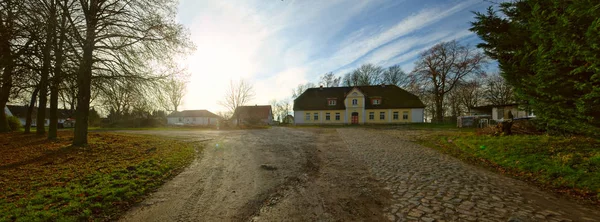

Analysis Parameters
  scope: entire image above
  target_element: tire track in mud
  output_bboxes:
[249,129,390,222]
[239,141,321,221]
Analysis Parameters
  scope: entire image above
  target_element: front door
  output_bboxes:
[351,112,359,124]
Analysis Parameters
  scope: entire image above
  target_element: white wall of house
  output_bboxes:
[16,118,64,126]
[411,108,424,123]
[294,111,304,124]
[491,107,534,121]
[167,117,217,125]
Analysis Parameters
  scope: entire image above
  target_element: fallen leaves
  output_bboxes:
[0,131,196,221]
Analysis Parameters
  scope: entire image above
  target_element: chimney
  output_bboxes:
[320,85,323,90]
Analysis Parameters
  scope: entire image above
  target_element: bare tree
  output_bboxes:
[483,74,514,105]
[157,69,189,112]
[382,65,410,88]
[163,78,186,112]
[216,111,232,120]
[291,82,315,99]
[68,0,191,145]
[220,79,255,124]
[456,79,483,113]
[270,99,280,122]
[319,72,341,87]
[411,40,487,123]
[0,0,34,132]
[270,98,291,123]
[343,64,384,86]
[342,71,359,87]
[446,88,463,118]
[278,99,291,124]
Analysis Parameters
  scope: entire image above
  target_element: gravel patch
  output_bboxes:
[338,128,600,222]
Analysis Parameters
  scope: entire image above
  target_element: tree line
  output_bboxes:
[290,40,515,123]
[0,0,193,145]
[289,0,599,137]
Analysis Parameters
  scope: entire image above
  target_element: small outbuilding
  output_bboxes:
[232,105,273,126]
[167,110,220,126]
[6,105,73,126]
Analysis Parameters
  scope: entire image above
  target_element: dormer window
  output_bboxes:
[328,99,336,106]
[372,98,381,105]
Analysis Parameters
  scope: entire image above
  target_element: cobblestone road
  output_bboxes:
[338,128,600,222]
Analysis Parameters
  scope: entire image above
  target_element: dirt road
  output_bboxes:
[119,128,388,222]
[119,127,600,221]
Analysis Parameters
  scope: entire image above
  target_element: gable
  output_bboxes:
[345,87,364,98]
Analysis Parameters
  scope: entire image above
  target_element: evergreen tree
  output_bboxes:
[470,0,600,136]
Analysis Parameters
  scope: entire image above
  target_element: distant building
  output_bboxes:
[469,103,535,122]
[4,107,11,117]
[232,105,273,126]
[6,105,73,126]
[293,85,425,125]
[283,115,294,124]
[167,110,220,126]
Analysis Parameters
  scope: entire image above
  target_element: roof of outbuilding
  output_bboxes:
[167,110,220,118]
[6,105,73,119]
[293,85,425,111]
[233,105,272,119]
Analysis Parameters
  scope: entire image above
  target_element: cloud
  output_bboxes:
[321,0,482,74]
[176,0,490,112]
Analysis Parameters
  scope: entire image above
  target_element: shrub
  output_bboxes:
[7,116,22,131]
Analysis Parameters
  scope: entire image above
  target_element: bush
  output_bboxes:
[7,116,22,131]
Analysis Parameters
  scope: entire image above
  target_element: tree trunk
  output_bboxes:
[48,80,59,139]
[434,95,444,123]
[501,121,513,135]
[37,12,55,135]
[0,62,13,133]
[49,2,66,140]
[24,87,40,133]
[73,6,98,146]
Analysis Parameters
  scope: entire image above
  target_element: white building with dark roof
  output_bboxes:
[167,110,220,126]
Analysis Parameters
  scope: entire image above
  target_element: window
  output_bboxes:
[403,111,409,120]
[314,113,319,120]
[305,113,310,121]
[326,113,331,120]
[372,99,381,105]
[380,112,385,120]
[369,112,374,120]
[328,100,336,106]
[497,108,504,119]
[352,99,358,105]
[393,112,399,120]
[335,113,340,120]
[179,117,182,122]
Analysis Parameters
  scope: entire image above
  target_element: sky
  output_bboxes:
[176,0,500,113]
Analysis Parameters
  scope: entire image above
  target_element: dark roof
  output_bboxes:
[7,105,73,119]
[167,110,220,118]
[293,85,425,111]
[233,105,272,119]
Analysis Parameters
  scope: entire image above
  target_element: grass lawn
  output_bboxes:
[0,131,197,221]
[417,131,600,202]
